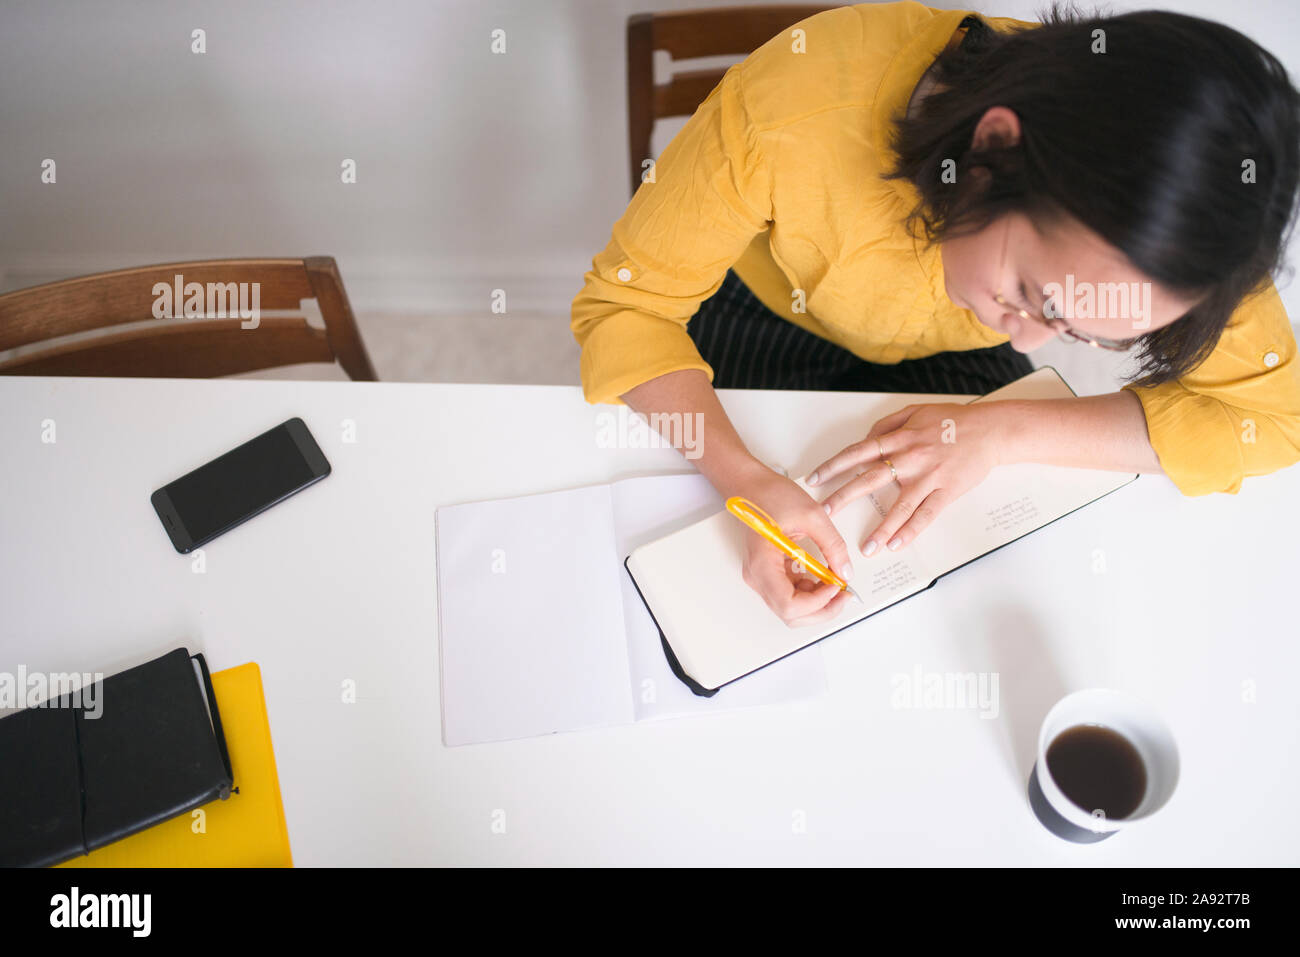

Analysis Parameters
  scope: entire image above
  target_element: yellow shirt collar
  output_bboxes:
[870,7,974,183]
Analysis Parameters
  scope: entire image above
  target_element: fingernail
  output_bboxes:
[862,540,877,557]
[837,562,854,581]
[888,538,901,551]
[808,471,820,486]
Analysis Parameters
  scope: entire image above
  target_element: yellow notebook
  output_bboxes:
[56,662,292,867]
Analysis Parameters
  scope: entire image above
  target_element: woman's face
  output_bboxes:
[939,108,1202,352]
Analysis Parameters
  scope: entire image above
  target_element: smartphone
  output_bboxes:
[150,417,331,553]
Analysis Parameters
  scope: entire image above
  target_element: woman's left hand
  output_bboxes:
[806,401,1010,557]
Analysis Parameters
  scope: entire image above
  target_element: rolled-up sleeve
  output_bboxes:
[571,61,773,405]
[1122,279,1300,495]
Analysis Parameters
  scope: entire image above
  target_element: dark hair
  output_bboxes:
[884,2,1300,387]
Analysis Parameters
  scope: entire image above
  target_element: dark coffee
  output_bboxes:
[1046,724,1147,821]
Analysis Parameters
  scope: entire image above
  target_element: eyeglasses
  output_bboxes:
[992,218,1137,352]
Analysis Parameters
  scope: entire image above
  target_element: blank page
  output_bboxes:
[437,484,635,746]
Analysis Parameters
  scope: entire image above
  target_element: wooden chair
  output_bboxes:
[0,256,378,380]
[626,4,840,197]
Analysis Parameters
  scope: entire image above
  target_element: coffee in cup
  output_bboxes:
[1028,689,1179,842]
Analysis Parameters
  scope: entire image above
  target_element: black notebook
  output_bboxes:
[625,367,1141,696]
[0,647,234,867]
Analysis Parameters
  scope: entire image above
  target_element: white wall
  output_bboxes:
[2,0,1299,319]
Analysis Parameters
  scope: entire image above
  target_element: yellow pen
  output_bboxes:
[725,496,863,604]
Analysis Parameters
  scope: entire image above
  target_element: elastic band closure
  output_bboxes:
[70,704,89,857]
[192,654,234,796]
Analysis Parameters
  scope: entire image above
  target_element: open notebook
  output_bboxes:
[435,471,828,747]
[626,366,1141,695]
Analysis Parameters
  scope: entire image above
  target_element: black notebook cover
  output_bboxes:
[0,647,234,867]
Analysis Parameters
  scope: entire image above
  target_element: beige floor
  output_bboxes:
[236,310,1143,400]
[235,312,583,386]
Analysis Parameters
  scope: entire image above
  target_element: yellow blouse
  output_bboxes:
[570,0,1300,496]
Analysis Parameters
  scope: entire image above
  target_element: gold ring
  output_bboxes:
[878,438,898,483]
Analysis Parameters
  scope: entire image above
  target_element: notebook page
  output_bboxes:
[436,484,635,746]
[610,472,828,718]
[790,470,941,608]
[914,368,1139,575]
[916,461,1137,576]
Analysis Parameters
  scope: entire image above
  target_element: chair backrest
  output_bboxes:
[626,4,840,197]
[0,256,378,380]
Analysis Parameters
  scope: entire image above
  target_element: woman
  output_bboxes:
[571,2,1300,626]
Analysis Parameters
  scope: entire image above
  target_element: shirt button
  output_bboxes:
[616,267,632,282]
[1264,350,1280,367]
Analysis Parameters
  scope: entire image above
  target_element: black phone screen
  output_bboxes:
[156,419,328,549]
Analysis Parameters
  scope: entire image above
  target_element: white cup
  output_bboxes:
[1028,688,1179,843]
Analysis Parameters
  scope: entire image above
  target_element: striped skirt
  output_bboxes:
[686,268,1034,394]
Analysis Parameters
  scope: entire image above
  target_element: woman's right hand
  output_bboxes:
[727,462,857,628]
[618,369,857,628]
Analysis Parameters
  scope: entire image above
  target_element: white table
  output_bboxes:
[3,375,1297,865]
